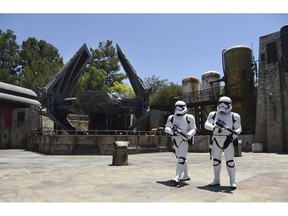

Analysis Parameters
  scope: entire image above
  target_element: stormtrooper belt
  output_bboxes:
[213,135,233,150]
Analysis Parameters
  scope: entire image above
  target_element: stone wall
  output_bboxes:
[26,134,249,155]
[0,107,40,149]
[26,133,174,155]
[255,29,288,152]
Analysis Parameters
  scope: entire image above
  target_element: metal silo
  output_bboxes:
[182,76,200,104]
[222,45,256,134]
[201,71,221,101]
[182,77,200,122]
[200,71,221,133]
[222,45,254,97]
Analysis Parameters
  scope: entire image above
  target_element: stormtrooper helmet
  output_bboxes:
[174,100,188,115]
[217,96,232,114]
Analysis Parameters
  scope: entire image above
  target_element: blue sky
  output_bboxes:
[0,1,287,86]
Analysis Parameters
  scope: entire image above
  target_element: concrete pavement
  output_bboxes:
[0,149,288,202]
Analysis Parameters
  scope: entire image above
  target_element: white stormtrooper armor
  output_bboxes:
[165,100,197,185]
[204,96,242,189]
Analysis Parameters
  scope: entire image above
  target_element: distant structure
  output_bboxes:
[38,44,151,133]
[201,71,221,101]
[182,76,201,104]
[181,45,257,135]
[181,72,223,133]
[254,24,288,153]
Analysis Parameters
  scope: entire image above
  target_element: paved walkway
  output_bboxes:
[0,149,288,203]
[0,150,288,216]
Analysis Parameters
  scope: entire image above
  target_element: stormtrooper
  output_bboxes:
[204,96,242,189]
[165,100,197,185]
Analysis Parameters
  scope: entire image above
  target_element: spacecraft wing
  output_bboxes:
[116,44,151,98]
[43,44,91,102]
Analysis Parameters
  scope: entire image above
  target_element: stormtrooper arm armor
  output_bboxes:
[186,114,197,137]
[233,113,242,135]
[165,127,174,136]
[204,111,217,131]
[187,128,196,137]
[164,115,175,136]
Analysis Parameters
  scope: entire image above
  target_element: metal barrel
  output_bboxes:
[222,45,256,134]
[201,70,221,101]
[182,76,200,104]
[223,45,254,97]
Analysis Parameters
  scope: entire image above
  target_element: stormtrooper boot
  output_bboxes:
[208,179,220,187]
[230,181,237,189]
[208,163,221,186]
[228,170,237,189]
[180,162,190,181]
[172,163,184,185]
[181,173,191,182]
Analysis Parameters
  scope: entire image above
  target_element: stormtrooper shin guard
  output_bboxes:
[225,144,236,188]
[210,158,221,185]
[226,160,236,184]
[174,157,185,182]
[181,161,190,181]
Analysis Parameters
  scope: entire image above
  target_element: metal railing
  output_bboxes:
[181,86,224,104]
[181,84,246,103]
[32,128,167,137]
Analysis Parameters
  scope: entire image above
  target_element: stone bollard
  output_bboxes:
[112,141,129,166]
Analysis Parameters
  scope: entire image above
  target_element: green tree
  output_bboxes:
[77,67,108,92]
[18,37,63,91]
[150,81,182,106]
[109,81,135,98]
[144,75,168,94]
[144,75,181,106]
[158,82,182,103]
[0,29,20,84]
[87,40,125,89]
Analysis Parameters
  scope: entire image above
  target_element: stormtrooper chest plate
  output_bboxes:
[173,115,190,134]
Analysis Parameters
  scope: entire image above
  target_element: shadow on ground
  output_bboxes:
[156,180,189,188]
[197,185,235,194]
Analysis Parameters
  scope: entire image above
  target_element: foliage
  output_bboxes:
[144,75,168,94]
[144,75,181,106]
[77,67,108,92]
[109,81,135,98]
[18,37,64,91]
[0,68,17,84]
[0,31,63,90]
[149,81,182,106]
[0,29,20,84]
[87,40,126,89]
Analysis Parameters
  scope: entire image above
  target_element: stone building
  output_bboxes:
[0,107,41,148]
[0,82,41,149]
[254,25,288,153]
